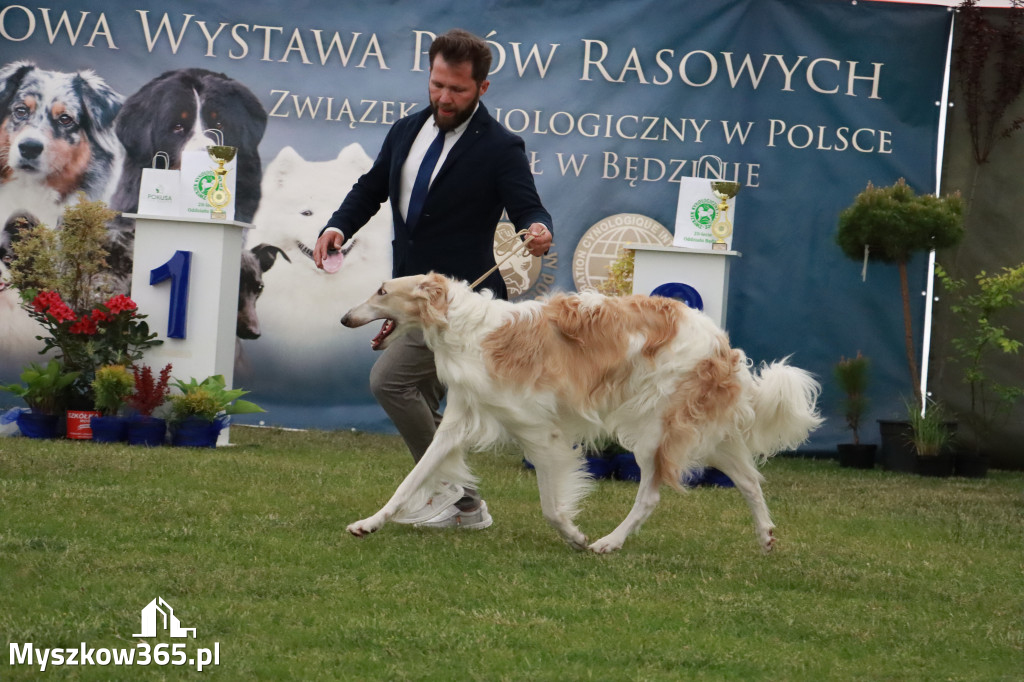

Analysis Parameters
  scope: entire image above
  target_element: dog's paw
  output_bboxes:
[554,526,588,551]
[588,535,623,554]
[565,533,589,551]
[761,528,776,554]
[347,517,383,538]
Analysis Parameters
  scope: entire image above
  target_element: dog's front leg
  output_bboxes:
[347,425,463,538]
[529,456,590,551]
[590,474,661,554]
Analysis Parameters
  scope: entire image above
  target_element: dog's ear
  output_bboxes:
[73,70,123,132]
[113,86,152,159]
[264,146,302,187]
[250,243,291,273]
[0,61,34,112]
[415,273,450,327]
[114,71,183,160]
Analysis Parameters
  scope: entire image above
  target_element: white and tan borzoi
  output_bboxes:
[341,273,822,553]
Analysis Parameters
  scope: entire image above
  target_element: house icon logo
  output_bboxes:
[133,597,196,638]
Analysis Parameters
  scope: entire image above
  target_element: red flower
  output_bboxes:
[91,308,109,323]
[31,290,63,313]
[105,294,137,315]
[47,301,77,324]
[69,316,97,335]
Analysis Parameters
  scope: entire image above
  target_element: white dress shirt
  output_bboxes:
[398,106,476,222]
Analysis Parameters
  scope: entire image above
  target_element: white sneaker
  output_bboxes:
[392,482,465,525]
[415,500,493,530]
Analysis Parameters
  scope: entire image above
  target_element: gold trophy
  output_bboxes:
[206,144,237,220]
[709,180,741,251]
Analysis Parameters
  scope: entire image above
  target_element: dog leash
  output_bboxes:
[469,229,536,290]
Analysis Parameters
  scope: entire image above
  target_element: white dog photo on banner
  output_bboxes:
[237,144,393,386]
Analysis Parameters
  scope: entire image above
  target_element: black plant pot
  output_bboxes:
[915,453,954,478]
[954,451,989,479]
[878,420,916,473]
[838,443,877,469]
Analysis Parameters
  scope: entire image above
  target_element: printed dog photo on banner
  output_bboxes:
[0,62,295,371]
[235,144,394,399]
[0,60,124,227]
[0,60,124,368]
[107,67,269,287]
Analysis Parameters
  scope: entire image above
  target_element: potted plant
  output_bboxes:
[936,262,1024,477]
[167,374,264,447]
[6,197,162,414]
[89,365,136,443]
[0,360,80,438]
[836,179,965,469]
[836,178,965,404]
[124,363,172,446]
[833,353,877,469]
[907,399,956,477]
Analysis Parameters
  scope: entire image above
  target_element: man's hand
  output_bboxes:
[313,229,345,270]
[525,223,552,257]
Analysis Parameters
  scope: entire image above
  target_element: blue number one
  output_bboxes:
[149,250,192,339]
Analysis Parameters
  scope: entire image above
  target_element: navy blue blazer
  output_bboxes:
[322,103,552,299]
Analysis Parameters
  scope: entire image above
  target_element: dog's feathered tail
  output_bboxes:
[744,359,823,462]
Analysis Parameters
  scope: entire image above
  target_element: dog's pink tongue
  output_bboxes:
[370,320,393,351]
[322,250,344,273]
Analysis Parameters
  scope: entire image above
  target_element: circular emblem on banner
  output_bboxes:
[493,219,543,298]
[192,171,215,199]
[690,199,717,227]
[572,213,673,293]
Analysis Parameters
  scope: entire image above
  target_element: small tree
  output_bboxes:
[599,248,635,297]
[955,0,1024,164]
[834,353,870,445]
[91,365,136,416]
[126,364,173,418]
[836,179,965,403]
[8,195,118,312]
[936,262,1024,450]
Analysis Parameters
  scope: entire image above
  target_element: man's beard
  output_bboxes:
[431,93,480,131]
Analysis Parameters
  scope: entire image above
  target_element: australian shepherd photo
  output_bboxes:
[109,67,267,225]
[0,60,123,224]
[103,67,268,287]
[341,274,823,553]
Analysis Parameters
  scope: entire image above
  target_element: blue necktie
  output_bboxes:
[406,129,445,231]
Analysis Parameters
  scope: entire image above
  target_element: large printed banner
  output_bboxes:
[0,0,952,448]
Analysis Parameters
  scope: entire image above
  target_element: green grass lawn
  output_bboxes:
[1,426,1022,681]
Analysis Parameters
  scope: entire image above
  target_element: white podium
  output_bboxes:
[630,244,740,328]
[127,213,247,444]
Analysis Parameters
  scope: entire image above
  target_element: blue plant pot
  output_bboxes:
[127,417,166,446]
[90,415,127,443]
[613,452,641,482]
[171,417,223,448]
[16,411,59,439]
[584,456,616,480]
